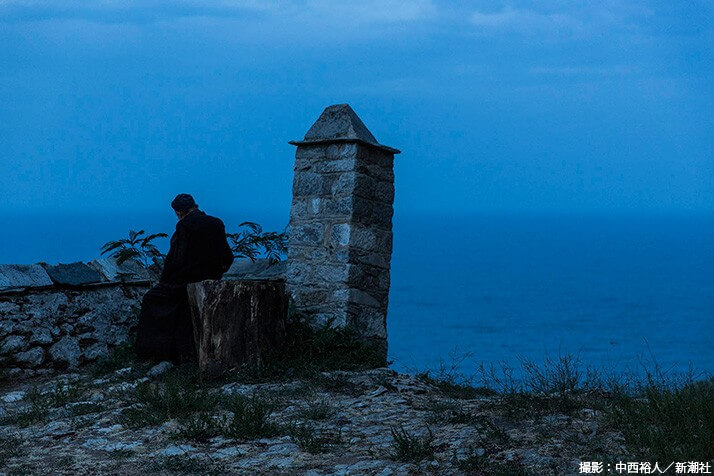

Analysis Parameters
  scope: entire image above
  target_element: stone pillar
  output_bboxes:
[287,104,400,358]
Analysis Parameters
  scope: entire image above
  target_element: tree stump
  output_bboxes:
[187,280,288,374]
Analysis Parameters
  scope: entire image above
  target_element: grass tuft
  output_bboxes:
[388,426,435,462]
[122,373,219,428]
[234,315,386,383]
[222,394,281,440]
[607,375,714,462]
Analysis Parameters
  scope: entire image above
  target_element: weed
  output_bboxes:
[425,399,477,424]
[298,400,337,421]
[222,394,281,440]
[607,375,714,461]
[67,401,105,417]
[288,422,343,453]
[174,412,224,442]
[310,373,363,396]
[0,432,23,466]
[418,371,496,400]
[388,426,435,462]
[456,449,531,476]
[146,455,210,474]
[91,342,139,376]
[122,374,219,428]
[235,315,386,383]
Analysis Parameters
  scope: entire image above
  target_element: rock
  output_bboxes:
[1,390,26,403]
[0,301,20,315]
[24,292,69,320]
[83,343,109,361]
[212,447,247,459]
[49,336,81,368]
[1,335,28,354]
[0,319,17,337]
[29,327,54,345]
[42,262,102,286]
[15,347,45,367]
[187,280,288,374]
[147,361,173,378]
[0,264,53,292]
[158,444,195,456]
[87,257,152,283]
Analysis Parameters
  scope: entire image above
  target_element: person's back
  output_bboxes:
[160,208,234,284]
[136,194,234,363]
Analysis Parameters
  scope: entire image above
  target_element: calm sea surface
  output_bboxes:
[2,212,712,378]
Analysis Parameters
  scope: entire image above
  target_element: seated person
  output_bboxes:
[135,194,234,363]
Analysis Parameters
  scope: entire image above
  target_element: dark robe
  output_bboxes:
[135,209,234,363]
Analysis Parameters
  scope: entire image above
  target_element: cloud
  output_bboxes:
[469,6,580,34]
[0,0,435,25]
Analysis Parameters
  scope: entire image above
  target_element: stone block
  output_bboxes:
[293,172,327,197]
[374,181,395,202]
[349,226,377,250]
[323,196,354,217]
[330,223,351,247]
[29,327,53,345]
[1,335,28,354]
[313,264,351,283]
[295,144,327,160]
[83,343,109,361]
[317,157,357,173]
[42,262,102,286]
[0,302,20,315]
[0,264,53,292]
[15,347,45,368]
[49,336,81,368]
[24,292,68,321]
[289,223,325,246]
[88,258,152,282]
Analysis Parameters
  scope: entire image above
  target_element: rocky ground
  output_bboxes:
[0,361,630,476]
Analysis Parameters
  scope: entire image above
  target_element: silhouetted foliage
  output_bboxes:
[226,222,288,265]
[100,230,168,268]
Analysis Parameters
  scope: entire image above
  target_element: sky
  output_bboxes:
[1,0,713,220]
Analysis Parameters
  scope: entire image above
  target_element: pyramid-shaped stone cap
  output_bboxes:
[290,104,400,154]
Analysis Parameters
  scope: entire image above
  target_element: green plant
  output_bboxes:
[145,455,222,474]
[235,314,386,384]
[100,229,168,268]
[0,432,23,466]
[607,375,714,461]
[174,412,224,442]
[298,400,337,421]
[91,342,139,376]
[222,394,281,440]
[67,402,104,417]
[455,448,530,476]
[226,222,287,264]
[122,375,219,428]
[288,422,343,453]
[416,351,497,400]
[388,426,435,462]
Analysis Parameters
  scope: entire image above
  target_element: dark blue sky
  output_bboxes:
[1,1,712,218]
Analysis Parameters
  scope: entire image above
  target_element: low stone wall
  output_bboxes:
[0,258,285,379]
[0,258,154,379]
[0,284,149,378]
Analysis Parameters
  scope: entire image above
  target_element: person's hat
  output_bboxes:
[171,193,198,212]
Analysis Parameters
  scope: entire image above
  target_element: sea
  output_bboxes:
[2,211,712,380]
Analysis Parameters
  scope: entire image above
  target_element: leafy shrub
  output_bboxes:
[100,230,168,268]
[226,222,287,264]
